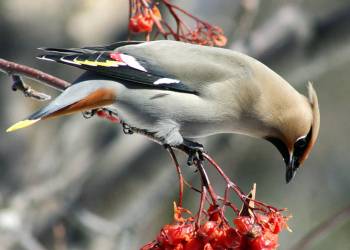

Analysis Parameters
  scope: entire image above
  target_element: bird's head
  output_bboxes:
[265,82,320,183]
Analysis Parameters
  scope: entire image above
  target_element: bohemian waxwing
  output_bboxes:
[6,40,320,183]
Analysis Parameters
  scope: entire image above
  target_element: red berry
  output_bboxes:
[249,231,279,250]
[128,16,141,33]
[137,15,154,32]
[173,243,184,250]
[129,14,154,33]
[140,241,160,250]
[203,243,214,250]
[212,34,227,47]
[268,213,287,234]
[184,238,202,250]
[256,212,288,234]
[221,227,241,249]
[207,205,221,222]
[157,224,194,246]
[199,221,217,237]
[234,216,255,234]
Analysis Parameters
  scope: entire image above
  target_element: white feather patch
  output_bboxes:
[120,54,147,72]
[153,78,180,85]
[61,57,81,65]
[38,56,56,62]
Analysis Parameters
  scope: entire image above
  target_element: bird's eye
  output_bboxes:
[295,125,313,150]
[293,136,308,157]
[293,126,313,160]
[295,137,307,149]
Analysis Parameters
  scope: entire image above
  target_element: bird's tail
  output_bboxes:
[6,81,116,132]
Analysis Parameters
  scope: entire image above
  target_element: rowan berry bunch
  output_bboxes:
[141,151,291,250]
[141,204,289,250]
[128,0,227,46]
[128,0,161,33]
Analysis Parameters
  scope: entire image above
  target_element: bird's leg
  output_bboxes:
[122,123,134,134]
[175,139,204,166]
[82,109,97,119]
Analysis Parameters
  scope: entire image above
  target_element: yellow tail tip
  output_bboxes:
[6,119,40,132]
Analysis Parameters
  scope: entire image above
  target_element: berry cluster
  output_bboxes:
[141,203,289,250]
[128,0,227,47]
[128,3,161,33]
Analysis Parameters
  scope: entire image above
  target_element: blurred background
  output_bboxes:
[0,0,350,249]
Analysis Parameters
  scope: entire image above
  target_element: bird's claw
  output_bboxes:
[186,149,204,166]
[164,140,205,166]
[82,109,97,119]
[184,141,204,166]
[122,123,134,134]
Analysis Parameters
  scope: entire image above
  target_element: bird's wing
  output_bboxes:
[117,41,249,93]
[82,41,144,51]
[37,41,197,94]
[40,41,144,53]
[38,40,248,95]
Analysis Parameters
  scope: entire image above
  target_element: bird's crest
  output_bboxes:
[300,82,320,163]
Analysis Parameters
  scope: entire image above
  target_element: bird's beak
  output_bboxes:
[285,152,300,183]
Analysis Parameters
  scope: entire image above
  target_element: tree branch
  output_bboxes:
[290,205,350,250]
[11,75,51,101]
[0,58,70,92]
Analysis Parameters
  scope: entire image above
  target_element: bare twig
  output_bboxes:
[11,75,51,101]
[290,205,350,250]
[230,5,311,59]
[18,230,47,250]
[233,0,260,41]
[0,58,70,91]
[75,209,121,237]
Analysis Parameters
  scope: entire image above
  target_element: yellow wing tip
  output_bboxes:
[6,119,40,133]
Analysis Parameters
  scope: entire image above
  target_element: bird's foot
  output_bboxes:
[179,140,205,166]
[186,147,204,166]
[82,109,97,119]
[122,123,134,134]
[164,140,204,165]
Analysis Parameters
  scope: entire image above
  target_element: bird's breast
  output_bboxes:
[114,88,236,138]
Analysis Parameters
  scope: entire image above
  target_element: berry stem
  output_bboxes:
[202,153,246,201]
[195,160,218,206]
[196,185,207,228]
[167,147,184,207]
